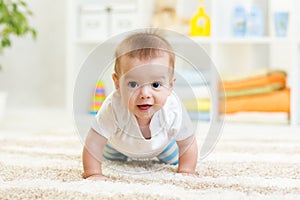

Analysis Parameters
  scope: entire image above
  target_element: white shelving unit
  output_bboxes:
[212,0,300,125]
[66,0,154,112]
[67,0,300,126]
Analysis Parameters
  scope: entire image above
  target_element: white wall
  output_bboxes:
[0,0,67,110]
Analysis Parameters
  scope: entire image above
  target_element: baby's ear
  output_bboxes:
[112,73,119,89]
[169,76,176,89]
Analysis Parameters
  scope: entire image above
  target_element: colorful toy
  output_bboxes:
[90,80,106,115]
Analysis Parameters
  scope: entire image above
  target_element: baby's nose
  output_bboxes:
[139,85,151,99]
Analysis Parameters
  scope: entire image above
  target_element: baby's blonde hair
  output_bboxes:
[114,31,175,76]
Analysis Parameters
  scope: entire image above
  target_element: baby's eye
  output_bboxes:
[151,82,161,88]
[128,81,139,88]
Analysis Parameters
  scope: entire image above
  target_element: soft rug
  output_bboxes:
[0,122,300,199]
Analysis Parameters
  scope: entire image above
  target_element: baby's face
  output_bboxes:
[114,54,174,122]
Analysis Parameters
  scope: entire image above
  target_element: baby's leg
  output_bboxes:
[157,138,178,165]
[103,143,128,161]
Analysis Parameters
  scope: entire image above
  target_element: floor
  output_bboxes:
[1,109,299,199]
[0,109,75,132]
[1,108,299,133]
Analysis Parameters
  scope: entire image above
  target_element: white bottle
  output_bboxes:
[246,4,264,37]
[232,4,247,37]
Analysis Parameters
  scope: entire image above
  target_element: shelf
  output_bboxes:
[216,37,298,44]
[189,36,213,44]
[75,38,104,45]
[76,36,298,46]
[217,37,271,44]
[75,38,123,46]
[76,36,213,46]
[67,0,300,126]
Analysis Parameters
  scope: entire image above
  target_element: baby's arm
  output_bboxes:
[176,135,198,176]
[82,128,108,180]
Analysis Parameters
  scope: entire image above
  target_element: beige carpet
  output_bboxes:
[1,122,300,199]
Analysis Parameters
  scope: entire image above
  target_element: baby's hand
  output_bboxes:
[85,174,111,181]
[177,171,201,178]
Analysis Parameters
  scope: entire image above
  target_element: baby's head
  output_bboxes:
[112,31,176,123]
[113,31,175,77]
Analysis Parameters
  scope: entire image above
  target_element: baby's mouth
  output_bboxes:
[137,104,152,111]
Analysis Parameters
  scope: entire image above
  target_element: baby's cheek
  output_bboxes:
[157,96,169,107]
[124,92,137,107]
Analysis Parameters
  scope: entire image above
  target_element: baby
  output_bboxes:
[82,31,198,180]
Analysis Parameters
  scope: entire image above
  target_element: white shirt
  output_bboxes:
[91,90,195,159]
